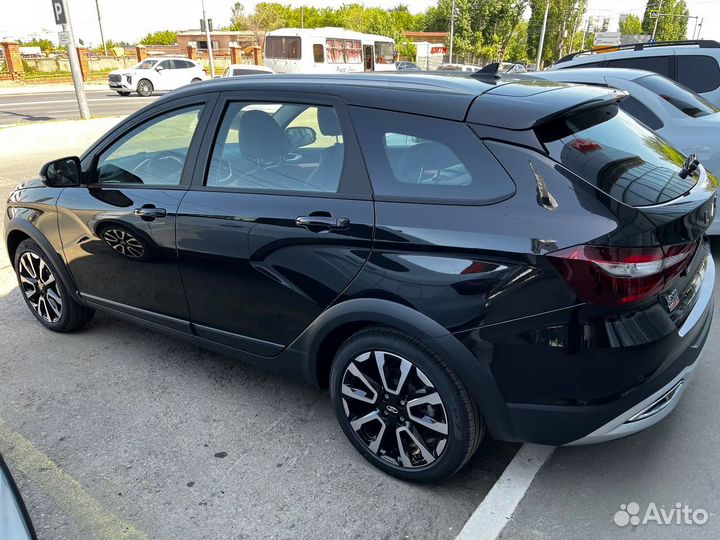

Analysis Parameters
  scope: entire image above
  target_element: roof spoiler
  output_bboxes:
[533,90,629,130]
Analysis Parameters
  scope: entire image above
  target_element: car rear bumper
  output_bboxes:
[502,251,714,446]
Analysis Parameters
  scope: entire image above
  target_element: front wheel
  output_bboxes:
[14,239,94,332]
[330,327,484,482]
[136,79,153,97]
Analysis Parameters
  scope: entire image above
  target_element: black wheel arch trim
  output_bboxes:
[287,297,517,442]
[5,220,84,304]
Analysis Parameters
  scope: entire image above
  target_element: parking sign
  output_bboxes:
[51,0,66,25]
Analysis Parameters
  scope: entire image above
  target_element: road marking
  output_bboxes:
[456,444,555,540]
[0,416,148,540]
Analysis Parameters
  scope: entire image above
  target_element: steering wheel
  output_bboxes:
[131,151,185,184]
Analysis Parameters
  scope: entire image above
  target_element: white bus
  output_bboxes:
[263,27,397,74]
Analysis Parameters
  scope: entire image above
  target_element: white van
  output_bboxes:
[263,27,396,74]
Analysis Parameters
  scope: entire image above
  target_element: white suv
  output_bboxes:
[548,40,720,106]
[108,57,208,97]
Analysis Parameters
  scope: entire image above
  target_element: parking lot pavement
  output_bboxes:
[498,239,720,540]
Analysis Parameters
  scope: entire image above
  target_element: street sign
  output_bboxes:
[51,0,66,25]
[594,31,622,46]
[58,30,70,46]
[200,18,213,33]
[649,9,659,18]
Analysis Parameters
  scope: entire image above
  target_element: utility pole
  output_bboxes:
[651,0,663,40]
[696,17,703,39]
[449,0,455,64]
[581,18,590,50]
[536,0,550,70]
[94,0,107,56]
[57,0,90,119]
[201,0,215,78]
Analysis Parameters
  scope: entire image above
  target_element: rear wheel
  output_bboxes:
[116,91,131,96]
[14,239,94,332]
[136,79,153,97]
[191,77,202,83]
[330,327,483,482]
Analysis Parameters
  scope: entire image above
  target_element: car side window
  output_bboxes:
[677,55,720,94]
[619,96,664,130]
[607,56,671,78]
[350,106,515,203]
[95,105,203,186]
[206,102,345,193]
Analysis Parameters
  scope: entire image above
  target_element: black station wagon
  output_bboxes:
[5,74,716,482]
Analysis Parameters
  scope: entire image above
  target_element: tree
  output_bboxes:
[619,14,643,35]
[527,0,587,68]
[641,0,688,41]
[139,30,177,46]
[18,38,54,52]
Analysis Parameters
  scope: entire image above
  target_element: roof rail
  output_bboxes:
[555,39,720,65]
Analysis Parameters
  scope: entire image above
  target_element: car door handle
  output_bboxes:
[295,215,350,230]
[134,205,167,221]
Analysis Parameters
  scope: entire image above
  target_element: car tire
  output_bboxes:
[14,239,94,332]
[330,326,484,483]
[191,77,202,83]
[116,91,131,96]
[136,79,153,97]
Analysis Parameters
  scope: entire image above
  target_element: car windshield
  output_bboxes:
[636,74,720,118]
[135,59,159,69]
[540,104,698,206]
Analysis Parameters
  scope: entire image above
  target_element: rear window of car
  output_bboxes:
[618,95,664,130]
[677,55,720,94]
[538,104,696,206]
[636,74,719,118]
[349,107,515,204]
[607,56,671,78]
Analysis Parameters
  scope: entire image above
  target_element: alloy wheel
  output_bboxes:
[18,251,63,324]
[341,350,449,468]
[102,228,145,259]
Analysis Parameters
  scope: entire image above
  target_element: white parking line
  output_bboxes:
[456,444,555,540]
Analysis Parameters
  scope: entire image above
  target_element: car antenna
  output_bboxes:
[471,62,501,79]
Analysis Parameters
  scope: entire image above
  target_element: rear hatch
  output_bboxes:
[536,100,717,319]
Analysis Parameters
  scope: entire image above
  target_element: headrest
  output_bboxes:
[396,141,459,183]
[238,110,285,162]
[317,107,342,136]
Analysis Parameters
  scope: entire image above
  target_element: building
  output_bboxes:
[176,30,256,52]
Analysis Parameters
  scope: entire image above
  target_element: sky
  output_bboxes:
[1,0,718,46]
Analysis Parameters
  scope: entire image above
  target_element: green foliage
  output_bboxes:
[18,38,54,52]
[642,0,688,41]
[619,14,644,35]
[139,30,177,46]
[527,0,587,68]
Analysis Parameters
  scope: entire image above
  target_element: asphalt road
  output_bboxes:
[0,89,158,127]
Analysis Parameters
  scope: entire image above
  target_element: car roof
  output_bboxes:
[160,72,621,128]
[146,57,197,62]
[529,67,657,82]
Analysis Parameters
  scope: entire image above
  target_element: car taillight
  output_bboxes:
[547,242,697,305]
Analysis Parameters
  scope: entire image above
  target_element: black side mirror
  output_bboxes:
[40,156,82,187]
[285,126,317,149]
[0,455,36,540]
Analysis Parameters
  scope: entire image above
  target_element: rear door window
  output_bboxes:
[607,56,671,78]
[538,104,696,206]
[677,55,720,94]
[350,107,515,204]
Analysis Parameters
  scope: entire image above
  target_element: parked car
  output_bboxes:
[498,61,526,73]
[0,454,36,540]
[549,40,720,106]
[436,63,480,72]
[525,67,720,233]
[108,57,207,97]
[5,74,715,482]
[395,61,422,71]
[222,64,274,77]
